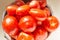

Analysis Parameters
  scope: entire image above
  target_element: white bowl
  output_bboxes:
[46,0,60,40]
[1,0,60,40]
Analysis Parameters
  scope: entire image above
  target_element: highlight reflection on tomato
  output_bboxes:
[29,0,40,8]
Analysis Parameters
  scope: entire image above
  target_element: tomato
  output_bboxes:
[6,5,18,16]
[16,32,34,40]
[44,7,51,16]
[43,16,59,32]
[34,27,48,40]
[3,0,59,40]
[19,16,36,32]
[11,0,25,6]
[2,16,18,34]
[16,5,30,16]
[9,28,19,39]
[29,8,47,21]
[29,0,40,8]
[39,0,47,9]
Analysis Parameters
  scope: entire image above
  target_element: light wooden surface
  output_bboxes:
[0,0,60,40]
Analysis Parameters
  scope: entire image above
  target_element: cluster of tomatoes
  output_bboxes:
[2,0,59,40]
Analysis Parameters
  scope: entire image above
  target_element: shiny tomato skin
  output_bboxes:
[37,20,42,26]
[34,27,48,40]
[16,32,34,40]
[43,16,59,32]
[6,5,18,16]
[19,16,36,32]
[16,5,30,16]
[2,16,18,34]
[29,8,47,21]
[29,0,40,8]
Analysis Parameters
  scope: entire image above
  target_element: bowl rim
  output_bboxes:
[2,11,11,40]
[2,5,52,40]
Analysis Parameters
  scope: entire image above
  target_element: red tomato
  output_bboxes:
[6,5,18,16]
[39,0,47,9]
[16,32,34,40]
[9,28,19,39]
[44,7,51,16]
[29,8,47,21]
[2,16,18,34]
[19,16,36,32]
[43,16,59,32]
[11,0,25,6]
[29,0,40,8]
[34,27,48,40]
[16,5,30,16]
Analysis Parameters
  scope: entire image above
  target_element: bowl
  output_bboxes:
[2,0,60,40]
